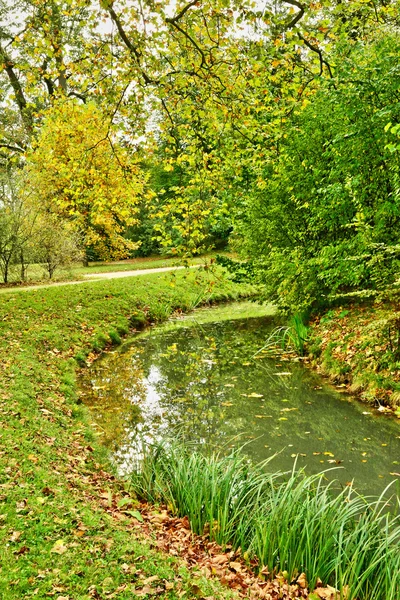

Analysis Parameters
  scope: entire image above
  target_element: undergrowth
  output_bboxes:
[309,302,400,409]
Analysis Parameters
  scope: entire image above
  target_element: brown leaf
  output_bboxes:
[9,530,22,543]
[229,561,243,572]
[188,583,204,597]
[315,585,340,599]
[135,585,158,596]
[150,510,169,524]
[297,572,308,588]
[50,540,68,555]
[212,554,229,565]
[143,575,159,586]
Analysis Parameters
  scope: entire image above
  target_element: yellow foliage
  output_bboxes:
[26,99,147,260]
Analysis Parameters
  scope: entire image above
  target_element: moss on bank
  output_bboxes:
[0,268,254,599]
[308,299,400,412]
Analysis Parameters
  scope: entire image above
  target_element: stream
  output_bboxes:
[79,302,400,496]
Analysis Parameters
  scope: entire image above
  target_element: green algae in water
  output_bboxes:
[79,304,400,496]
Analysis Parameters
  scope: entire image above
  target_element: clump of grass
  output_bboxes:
[287,313,309,355]
[254,313,309,357]
[130,441,400,600]
[109,329,122,345]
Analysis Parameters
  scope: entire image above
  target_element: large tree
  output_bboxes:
[26,99,149,260]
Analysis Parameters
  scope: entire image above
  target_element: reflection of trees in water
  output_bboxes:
[80,346,148,450]
[79,318,400,492]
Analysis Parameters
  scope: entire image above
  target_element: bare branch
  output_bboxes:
[0,142,25,153]
[0,43,32,132]
[68,91,87,102]
[166,20,206,70]
[107,5,154,85]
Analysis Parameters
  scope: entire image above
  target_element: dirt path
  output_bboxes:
[0,265,197,294]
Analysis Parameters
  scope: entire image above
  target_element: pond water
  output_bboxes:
[79,302,400,496]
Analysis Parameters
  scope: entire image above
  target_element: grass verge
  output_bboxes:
[0,267,254,599]
[130,441,400,600]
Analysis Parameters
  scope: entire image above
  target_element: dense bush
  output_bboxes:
[234,34,400,312]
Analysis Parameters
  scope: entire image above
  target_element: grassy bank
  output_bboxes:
[131,441,400,600]
[308,299,400,411]
[0,267,254,599]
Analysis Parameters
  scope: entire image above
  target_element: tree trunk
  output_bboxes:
[20,249,27,281]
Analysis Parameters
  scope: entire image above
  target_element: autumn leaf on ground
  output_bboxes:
[50,540,68,555]
[9,531,22,542]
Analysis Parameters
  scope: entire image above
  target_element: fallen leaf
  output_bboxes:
[229,561,243,572]
[50,540,68,555]
[9,531,22,543]
[143,576,159,586]
[189,583,204,597]
[126,510,144,522]
[150,510,169,524]
[314,584,339,599]
[297,572,307,588]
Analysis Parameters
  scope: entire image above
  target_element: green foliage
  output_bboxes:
[234,32,400,311]
[131,441,400,599]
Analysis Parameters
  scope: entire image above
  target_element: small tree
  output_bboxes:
[35,215,83,279]
[0,169,37,283]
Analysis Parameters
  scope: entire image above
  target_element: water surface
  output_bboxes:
[79,302,400,495]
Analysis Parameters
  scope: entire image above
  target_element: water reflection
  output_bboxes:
[80,308,400,495]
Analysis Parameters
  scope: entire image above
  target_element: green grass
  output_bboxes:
[0,267,255,599]
[130,441,400,600]
[1,251,231,286]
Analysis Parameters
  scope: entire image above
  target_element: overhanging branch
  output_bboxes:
[284,0,305,29]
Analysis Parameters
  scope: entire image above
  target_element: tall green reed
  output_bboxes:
[130,441,400,600]
[254,313,309,357]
